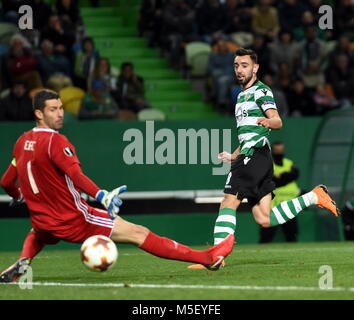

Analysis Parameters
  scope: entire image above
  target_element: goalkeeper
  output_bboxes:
[0,89,233,282]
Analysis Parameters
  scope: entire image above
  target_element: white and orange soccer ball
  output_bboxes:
[80,235,118,272]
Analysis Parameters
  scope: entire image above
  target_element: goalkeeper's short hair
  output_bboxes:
[32,89,60,113]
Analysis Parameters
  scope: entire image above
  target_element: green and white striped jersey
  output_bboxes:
[235,80,277,156]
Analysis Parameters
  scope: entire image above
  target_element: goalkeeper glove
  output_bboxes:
[96,185,127,220]
[9,195,25,208]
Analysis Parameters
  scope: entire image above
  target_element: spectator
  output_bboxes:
[138,0,164,47]
[334,0,354,37]
[46,73,73,92]
[247,33,271,78]
[286,79,314,116]
[0,0,23,24]
[207,40,235,110]
[87,57,119,103]
[293,11,327,42]
[261,73,289,117]
[325,53,354,107]
[117,62,150,113]
[274,62,292,96]
[297,25,329,74]
[329,35,354,68]
[268,29,299,75]
[251,0,280,40]
[36,39,71,85]
[161,0,198,68]
[78,78,118,120]
[277,0,306,31]
[55,0,81,29]
[306,0,323,23]
[313,84,339,115]
[196,0,227,45]
[223,0,253,47]
[1,33,43,90]
[299,60,325,90]
[0,80,33,121]
[73,37,99,90]
[27,0,53,31]
[40,13,76,60]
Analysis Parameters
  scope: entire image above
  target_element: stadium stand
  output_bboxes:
[80,2,221,120]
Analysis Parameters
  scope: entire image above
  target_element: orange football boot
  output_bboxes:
[312,185,340,217]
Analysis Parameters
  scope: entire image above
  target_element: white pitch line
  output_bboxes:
[1,281,354,292]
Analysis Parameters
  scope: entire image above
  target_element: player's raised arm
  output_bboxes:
[257,109,282,130]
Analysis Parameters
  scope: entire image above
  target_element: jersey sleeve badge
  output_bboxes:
[63,147,74,157]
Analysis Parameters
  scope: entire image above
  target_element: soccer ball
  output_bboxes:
[80,235,118,272]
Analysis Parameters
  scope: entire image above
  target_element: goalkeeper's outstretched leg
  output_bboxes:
[110,215,234,270]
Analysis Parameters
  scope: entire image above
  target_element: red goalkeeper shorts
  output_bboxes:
[31,207,115,244]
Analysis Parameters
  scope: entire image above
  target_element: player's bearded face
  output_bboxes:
[38,99,64,130]
[234,56,258,87]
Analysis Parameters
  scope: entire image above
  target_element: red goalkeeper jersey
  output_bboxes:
[9,127,102,233]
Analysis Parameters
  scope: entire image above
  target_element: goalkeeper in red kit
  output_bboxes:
[0,89,233,282]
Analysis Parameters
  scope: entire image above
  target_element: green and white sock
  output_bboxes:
[213,208,236,245]
[269,191,317,226]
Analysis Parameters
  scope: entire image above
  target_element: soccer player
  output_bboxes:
[0,89,234,282]
[188,48,340,269]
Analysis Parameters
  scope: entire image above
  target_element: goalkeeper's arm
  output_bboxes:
[65,163,126,218]
[1,160,22,200]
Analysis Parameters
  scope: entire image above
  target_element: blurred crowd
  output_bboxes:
[0,0,353,121]
[0,0,149,122]
[139,0,354,116]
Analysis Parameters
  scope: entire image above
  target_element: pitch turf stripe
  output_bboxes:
[2,281,354,292]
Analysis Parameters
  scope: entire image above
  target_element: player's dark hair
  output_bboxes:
[234,48,258,64]
[33,89,59,113]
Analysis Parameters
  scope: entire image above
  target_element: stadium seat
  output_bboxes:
[137,109,166,121]
[59,87,85,115]
[185,42,212,77]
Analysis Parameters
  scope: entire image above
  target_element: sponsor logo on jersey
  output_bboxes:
[64,147,74,157]
[261,89,268,96]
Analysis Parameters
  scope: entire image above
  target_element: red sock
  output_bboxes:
[139,232,211,265]
[20,231,45,261]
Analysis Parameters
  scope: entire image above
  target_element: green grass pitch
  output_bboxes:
[1,241,354,300]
